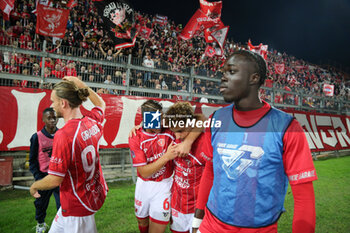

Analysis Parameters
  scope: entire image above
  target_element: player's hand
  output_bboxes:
[164,142,178,160]
[129,124,142,137]
[63,76,88,88]
[174,140,191,157]
[30,186,41,198]
[192,228,199,233]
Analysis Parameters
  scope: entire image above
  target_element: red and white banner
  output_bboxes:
[179,0,225,41]
[211,26,229,57]
[67,0,78,8]
[1,87,349,153]
[138,26,152,39]
[154,15,168,26]
[178,9,203,40]
[203,19,224,43]
[248,40,268,59]
[0,87,222,151]
[199,0,222,18]
[274,63,285,74]
[0,0,15,21]
[36,4,70,38]
[32,0,53,14]
[323,84,334,97]
[204,45,215,57]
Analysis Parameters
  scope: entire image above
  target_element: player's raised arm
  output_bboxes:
[63,76,106,112]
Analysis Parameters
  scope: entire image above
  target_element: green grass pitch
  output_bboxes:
[0,156,349,233]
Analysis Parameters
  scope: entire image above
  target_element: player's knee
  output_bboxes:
[137,217,149,226]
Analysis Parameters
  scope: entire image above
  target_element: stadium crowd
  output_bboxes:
[0,0,349,108]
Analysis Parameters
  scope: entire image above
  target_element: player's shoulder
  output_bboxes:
[128,128,146,143]
[56,121,79,138]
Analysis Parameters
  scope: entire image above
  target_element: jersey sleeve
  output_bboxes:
[291,182,316,233]
[196,124,214,210]
[48,130,71,177]
[128,134,147,167]
[86,107,104,123]
[195,130,213,165]
[196,157,214,210]
[283,119,318,185]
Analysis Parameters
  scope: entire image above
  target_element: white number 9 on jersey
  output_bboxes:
[81,145,97,181]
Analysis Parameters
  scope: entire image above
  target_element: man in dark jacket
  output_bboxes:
[29,107,60,233]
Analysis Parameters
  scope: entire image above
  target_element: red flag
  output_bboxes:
[36,4,69,38]
[179,0,224,41]
[323,84,334,97]
[260,44,268,59]
[204,19,224,43]
[211,26,229,56]
[274,63,285,74]
[0,0,15,21]
[205,45,215,57]
[32,0,52,14]
[199,0,222,18]
[67,0,78,8]
[248,40,268,59]
[179,9,202,40]
[138,26,152,39]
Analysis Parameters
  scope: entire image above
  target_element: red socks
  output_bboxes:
[138,224,149,233]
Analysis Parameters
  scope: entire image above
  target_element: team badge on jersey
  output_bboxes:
[172,209,179,217]
[163,212,169,217]
[157,139,165,147]
[143,110,161,129]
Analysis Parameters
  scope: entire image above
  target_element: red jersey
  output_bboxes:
[48,107,108,217]
[129,129,175,182]
[172,134,211,214]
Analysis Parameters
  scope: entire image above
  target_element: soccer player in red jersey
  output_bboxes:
[165,102,211,233]
[129,100,201,233]
[193,50,317,233]
[30,76,108,233]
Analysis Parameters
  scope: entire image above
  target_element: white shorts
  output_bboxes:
[49,207,97,233]
[170,208,194,233]
[135,177,173,224]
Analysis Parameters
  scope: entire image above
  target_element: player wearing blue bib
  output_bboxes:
[193,50,317,233]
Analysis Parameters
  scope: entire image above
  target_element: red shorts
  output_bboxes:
[199,208,278,233]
